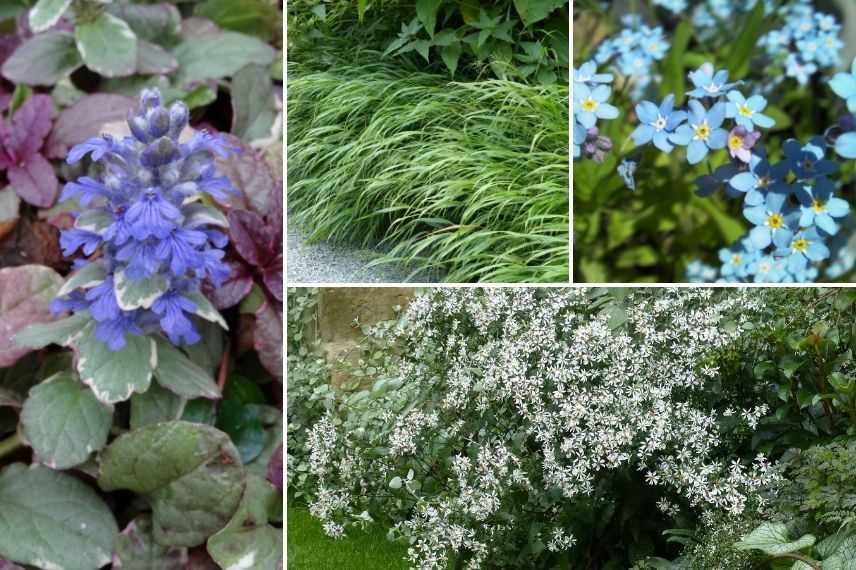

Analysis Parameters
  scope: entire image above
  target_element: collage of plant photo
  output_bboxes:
[5,0,856,569]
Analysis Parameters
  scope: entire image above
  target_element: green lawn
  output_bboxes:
[287,507,410,570]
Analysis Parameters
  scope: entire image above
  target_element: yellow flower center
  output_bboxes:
[792,238,809,252]
[759,262,770,273]
[767,213,784,229]
[581,97,598,113]
[812,199,826,214]
[694,121,711,141]
[730,254,742,265]
[757,176,771,188]
[738,104,754,118]
[728,135,743,150]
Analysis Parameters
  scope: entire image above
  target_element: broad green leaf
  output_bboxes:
[154,337,220,400]
[28,0,72,33]
[512,0,565,26]
[114,269,169,311]
[130,383,185,430]
[735,523,816,555]
[195,0,281,42]
[727,2,766,80]
[173,31,275,85]
[114,515,187,570]
[98,421,245,547]
[415,0,442,37]
[0,463,117,570]
[77,324,157,404]
[186,290,228,329]
[21,371,112,469]
[441,42,462,76]
[231,64,277,142]
[75,13,138,78]
[14,312,90,350]
[57,261,107,297]
[1,31,82,86]
[207,476,282,570]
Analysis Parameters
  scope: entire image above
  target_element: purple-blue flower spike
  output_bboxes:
[53,88,240,351]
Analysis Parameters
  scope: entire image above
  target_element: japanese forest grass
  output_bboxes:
[287,61,569,283]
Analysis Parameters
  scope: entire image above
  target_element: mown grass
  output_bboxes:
[287,506,410,570]
[287,59,569,283]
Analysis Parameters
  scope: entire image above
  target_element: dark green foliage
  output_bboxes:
[288,0,568,83]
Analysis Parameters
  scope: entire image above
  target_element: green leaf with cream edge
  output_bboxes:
[21,370,113,469]
[0,464,118,570]
[75,12,138,78]
[28,0,72,33]
[76,321,157,404]
[98,421,245,547]
[114,269,169,311]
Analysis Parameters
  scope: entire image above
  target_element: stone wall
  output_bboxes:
[317,288,415,386]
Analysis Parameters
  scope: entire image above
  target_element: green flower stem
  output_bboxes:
[0,432,22,460]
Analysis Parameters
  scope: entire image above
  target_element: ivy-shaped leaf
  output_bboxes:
[735,522,816,555]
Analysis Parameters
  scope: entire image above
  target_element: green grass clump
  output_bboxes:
[287,60,569,283]
[287,506,410,570]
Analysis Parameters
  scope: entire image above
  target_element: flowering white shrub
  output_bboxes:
[302,288,780,569]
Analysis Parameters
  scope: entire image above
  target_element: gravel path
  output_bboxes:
[287,215,433,283]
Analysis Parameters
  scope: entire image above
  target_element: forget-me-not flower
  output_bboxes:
[631,95,687,153]
[796,178,850,235]
[574,83,619,129]
[686,64,738,98]
[725,91,775,131]
[669,100,728,164]
[743,191,798,250]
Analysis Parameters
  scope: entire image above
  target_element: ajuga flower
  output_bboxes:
[51,88,238,351]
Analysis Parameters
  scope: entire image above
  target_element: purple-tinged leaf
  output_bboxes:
[45,93,135,159]
[10,95,54,160]
[214,134,277,215]
[0,264,63,367]
[227,209,274,268]
[0,558,25,570]
[262,254,282,302]
[267,443,282,491]
[1,31,82,86]
[254,299,282,380]
[204,260,253,309]
[8,153,58,207]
